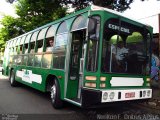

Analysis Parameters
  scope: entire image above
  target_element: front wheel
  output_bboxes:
[51,79,63,109]
[9,70,18,87]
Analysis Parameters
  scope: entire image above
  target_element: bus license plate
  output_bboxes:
[125,92,135,98]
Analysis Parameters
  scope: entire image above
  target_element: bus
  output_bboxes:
[2,5,152,108]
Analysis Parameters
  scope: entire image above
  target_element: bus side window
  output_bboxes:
[13,46,18,64]
[46,37,54,52]
[45,25,55,52]
[20,45,23,54]
[87,40,98,72]
[10,48,13,55]
[16,45,23,65]
[53,34,67,69]
[34,54,42,67]
[87,16,100,72]
[41,38,54,68]
[24,44,28,54]
[42,25,55,68]
[34,40,43,67]
[52,21,68,69]
[30,42,35,53]
[28,42,35,66]
[22,44,28,65]
[14,47,17,55]
[37,40,43,53]
[9,48,13,65]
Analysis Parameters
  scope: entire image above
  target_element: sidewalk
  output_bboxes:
[0,72,8,80]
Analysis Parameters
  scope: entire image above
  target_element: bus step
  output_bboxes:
[71,98,81,103]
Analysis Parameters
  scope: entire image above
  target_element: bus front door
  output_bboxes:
[67,30,86,101]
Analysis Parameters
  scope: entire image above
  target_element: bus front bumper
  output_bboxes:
[81,88,152,107]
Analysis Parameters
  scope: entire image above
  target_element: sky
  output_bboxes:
[0,0,17,19]
[0,0,160,33]
[123,0,160,20]
[0,0,17,28]
[123,0,160,33]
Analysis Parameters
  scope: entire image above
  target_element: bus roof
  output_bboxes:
[90,5,152,28]
[7,5,152,44]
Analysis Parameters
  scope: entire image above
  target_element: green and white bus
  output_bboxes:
[2,5,152,108]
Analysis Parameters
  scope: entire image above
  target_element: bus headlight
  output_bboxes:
[147,90,151,97]
[143,91,146,97]
[103,92,108,101]
[109,92,115,100]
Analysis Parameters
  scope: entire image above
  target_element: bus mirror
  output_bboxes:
[89,34,97,41]
[88,17,97,35]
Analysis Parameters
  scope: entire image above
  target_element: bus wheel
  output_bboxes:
[51,79,63,109]
[10,70,18,87]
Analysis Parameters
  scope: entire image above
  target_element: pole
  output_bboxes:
[158,14,160,87]
[159,14,160,57]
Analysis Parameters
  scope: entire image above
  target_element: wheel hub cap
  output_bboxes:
[51,85,56,101]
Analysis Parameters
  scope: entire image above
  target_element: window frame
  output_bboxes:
[86,15,101,72]
[101,18,151,75]
[71,15,87,32]
[52,21,69,70]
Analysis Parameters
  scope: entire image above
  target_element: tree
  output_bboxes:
[0,16,22,41]
[0,0,66,50]
[61,0,133,12]
[7,0,154,12]
[0,15,22,51]
[15,0,66,32]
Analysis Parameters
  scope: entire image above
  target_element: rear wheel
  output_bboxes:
[51,79,63,109]
[9,70,18,87]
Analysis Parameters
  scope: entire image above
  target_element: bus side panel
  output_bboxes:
[15,66,65,99]
[15,66,46,92]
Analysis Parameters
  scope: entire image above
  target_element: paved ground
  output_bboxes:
[0,73,160,120]
[0,73,84,120]
[0,72,8,79]
[144,87,160,110]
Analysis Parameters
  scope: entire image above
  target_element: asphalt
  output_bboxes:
[135,79,160,111]
[144,87,160,110]
[0,73,160,118]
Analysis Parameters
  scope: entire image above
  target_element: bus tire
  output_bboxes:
[51,79,63,109]
[9,70,18,87]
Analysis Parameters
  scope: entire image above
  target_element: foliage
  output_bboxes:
[127,32,143,43]
[0,0,66,50]
[0,16,23,50]
[61,0,134,12]
[15,0,66,32]
[7,0,153,12]
[1,0,154,50]
[1,16,24,38]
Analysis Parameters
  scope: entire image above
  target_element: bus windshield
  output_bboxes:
[102,18,151,75]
